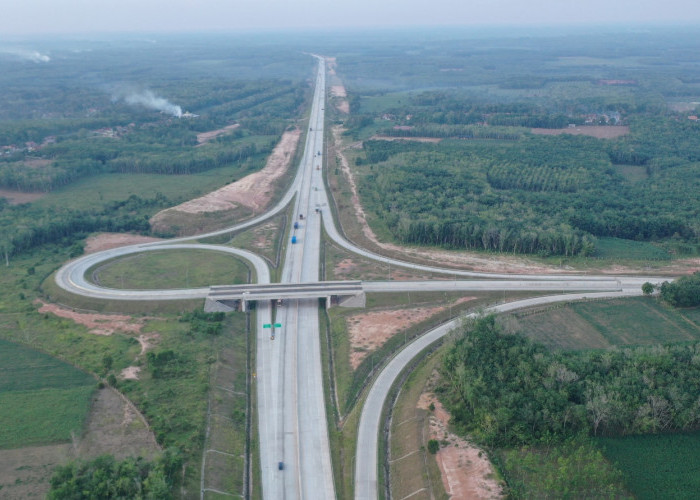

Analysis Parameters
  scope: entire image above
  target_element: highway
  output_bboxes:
[50,55,672,500]
[269,57,335,500]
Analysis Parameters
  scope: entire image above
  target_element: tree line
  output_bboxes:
[440,316,700,448]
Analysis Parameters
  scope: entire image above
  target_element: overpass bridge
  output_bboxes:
[205,280,366,312]
[204,278,624,312]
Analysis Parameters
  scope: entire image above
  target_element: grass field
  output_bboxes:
[593,238,671,261]
[91,249,250,289]
[503,297,700,350]
[596,432,700,499]
[0,339,95,449]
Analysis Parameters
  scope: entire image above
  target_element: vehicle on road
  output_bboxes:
[291,235,297,244]
[294,221,299,230]
[299,214,304,220]
[278,462,284,470]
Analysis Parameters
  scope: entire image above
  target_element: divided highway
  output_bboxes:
[51,56,670,500]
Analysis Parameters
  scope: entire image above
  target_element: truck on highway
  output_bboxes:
[291,235,297,244]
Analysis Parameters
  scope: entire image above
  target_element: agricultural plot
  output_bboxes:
[504,297,700,350]
[0,339,95,449]
[596,432,700,500]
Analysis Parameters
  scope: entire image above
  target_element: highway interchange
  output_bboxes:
[55,57,668,499]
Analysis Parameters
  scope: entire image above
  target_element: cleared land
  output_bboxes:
[196,123,240,145]
[530,125,630,138]
[152,128,300,221]
[91,249,250,289]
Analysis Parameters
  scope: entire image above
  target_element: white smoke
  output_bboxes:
[0,47,50,63]
[119,90,182,118]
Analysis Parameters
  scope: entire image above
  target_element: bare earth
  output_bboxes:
[36,301,147,336]
[151,128,301,222]
[531,126,630,139]
[370,135,442,143]
[84,232,163,254]
[0,188,46,205]
[347,298,474,369]
[196,123,240,145]
[418,385,505,499]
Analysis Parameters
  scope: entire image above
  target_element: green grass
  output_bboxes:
[593,237,671,260]
[359,92,415,113]
[91,249,250,289]
[0,338,95,392]
[596,432,700,500]
[506,297,700,350]
[0,338,96,449]
[0,386,95,449]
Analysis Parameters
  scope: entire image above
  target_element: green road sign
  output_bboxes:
[274,323,282,328]
[263,323,272,328]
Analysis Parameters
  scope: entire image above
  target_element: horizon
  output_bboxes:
[3,0,700,37]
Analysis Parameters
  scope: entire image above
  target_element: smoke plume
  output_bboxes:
[118,89,182,118]
[0,47,50,63]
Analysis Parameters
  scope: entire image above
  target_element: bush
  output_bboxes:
[427,439,440,454]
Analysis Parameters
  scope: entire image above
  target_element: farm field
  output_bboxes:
[0,339,95,449]
[503,297,700,350]
[596,432,700,500]
[91,249,250,289]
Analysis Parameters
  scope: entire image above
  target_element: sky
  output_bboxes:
[2,0,700,35]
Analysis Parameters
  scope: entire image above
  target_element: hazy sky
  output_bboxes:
[3,0,700,35]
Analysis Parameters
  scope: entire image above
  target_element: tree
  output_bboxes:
[427,439,440,454]
[642,282,655,295]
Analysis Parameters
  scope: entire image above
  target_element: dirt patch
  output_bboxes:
[84,232,163,254]
[36,301,147,336]
[136,332,159,356]
[331,85,347,98]
[531,126,629,139]
[76,388,160,460]
[370,135,442,143]
[151,128,301,223]
[0,188,46,205]
[196,123,240,145]
[347,298,474,369]
[0,443,72,499]
[418,382,505,499]
[120,366,141,380]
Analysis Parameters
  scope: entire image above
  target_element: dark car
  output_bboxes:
[278,461,284,470]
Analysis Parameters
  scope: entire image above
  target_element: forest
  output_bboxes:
[439,316,700,447]
[330,28,700,257]
[0,36,315,261]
